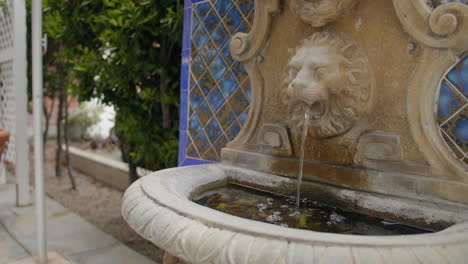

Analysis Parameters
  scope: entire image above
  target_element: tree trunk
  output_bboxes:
[43,97,55,146]
[64,95,76,190]
[120,140,139,184]
[55,71,65,178]
[128,152,139,184]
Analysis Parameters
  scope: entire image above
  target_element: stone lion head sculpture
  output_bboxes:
[293,0,358,27]
[285,30,373,138]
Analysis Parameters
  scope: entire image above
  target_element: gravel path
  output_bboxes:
[37,143,164,263]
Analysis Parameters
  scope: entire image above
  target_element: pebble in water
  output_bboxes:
[266,211,283,223]
[330,213,346,223]
[266,198,274,205]
[257,203,267,212]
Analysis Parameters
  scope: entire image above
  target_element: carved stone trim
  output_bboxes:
[407,48,468,180]
[393,0,468,50]
[256,124,293,156]
[122,164,468,264]
[292,0,359,27]
[229,0,281,62]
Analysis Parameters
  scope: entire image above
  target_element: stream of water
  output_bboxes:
[296,109,310,208]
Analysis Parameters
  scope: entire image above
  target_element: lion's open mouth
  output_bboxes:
[290,100,328,123]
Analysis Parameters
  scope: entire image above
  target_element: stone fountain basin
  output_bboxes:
[122,164,468,263]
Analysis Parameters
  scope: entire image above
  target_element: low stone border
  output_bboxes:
[68,146,129,191]
[122,164,468,264]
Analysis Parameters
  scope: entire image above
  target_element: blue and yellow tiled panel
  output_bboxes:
[179,0,254,166]
[437,55,468,166]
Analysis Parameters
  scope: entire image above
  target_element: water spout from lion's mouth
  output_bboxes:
[290,100,328,124]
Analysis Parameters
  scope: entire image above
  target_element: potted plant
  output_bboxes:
[0,128,10,161]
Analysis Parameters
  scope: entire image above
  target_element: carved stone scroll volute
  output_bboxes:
[230,0,281,62]
[393,0,468,50]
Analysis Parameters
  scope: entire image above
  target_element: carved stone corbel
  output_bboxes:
[393,0,468,50]
[229,0,281,62]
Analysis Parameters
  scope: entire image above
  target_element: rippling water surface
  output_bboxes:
[193,185,431,235]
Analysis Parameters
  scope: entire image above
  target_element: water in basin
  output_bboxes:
[193,184,432,235]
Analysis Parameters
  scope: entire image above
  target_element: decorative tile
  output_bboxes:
[213,134,229,155]
[221,43,234,66]
[446,56,468,97]
[187,143,200,158]
[181,0,254,164]
[441,107,468,153]
[437,80,466,123]
[196,100,213,124]
[209,55,228,80]
[437,56,468,166]
[191,55,206,78]
[247,10,254,26]
[240,79,252,101]
[205,117,223,143]
[224,5,243,33]
[191,13,200,33]
[189,84,204,109]
[192,25,209,50]
[229,88,249,116]
[219,70,237,98]
[212,23,230,49]
[193,130,211,155]
[206,87,225,112]
[198,71,216,95]
[232,61,248,83]
[202,146,219,161]
[194,1,211,20]
[214,0,233,18]
[226,121,241,141]
[441,132,465,159]
[238,107,249,125]
[199,40,218,65]
[189,114,203,137]
[203,9,221,33]
[238,0,255,15]
[215,103,236,130]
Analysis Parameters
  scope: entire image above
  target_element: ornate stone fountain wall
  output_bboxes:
[222,0,468,205]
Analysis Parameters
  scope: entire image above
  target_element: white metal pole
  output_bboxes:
[14,0,31,207]
[32,0,47,262]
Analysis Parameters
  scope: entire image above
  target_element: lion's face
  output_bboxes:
[294,0,358,27]
[285,31,372,138]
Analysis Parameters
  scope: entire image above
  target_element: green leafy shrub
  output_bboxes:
[42,0,183,180]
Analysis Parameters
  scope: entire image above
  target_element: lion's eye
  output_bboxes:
[315,67,326,80]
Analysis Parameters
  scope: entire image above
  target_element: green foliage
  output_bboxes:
[42,0,183,171]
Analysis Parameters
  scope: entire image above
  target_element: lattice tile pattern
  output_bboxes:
[437,56,468,165]
[0,1,14,52]
[0,61,15,163]
[186,0,253,162]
